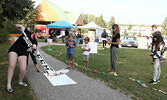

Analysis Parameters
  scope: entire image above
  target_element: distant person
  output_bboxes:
[7,24,42,93]
[82,37,91,71]
[149,25,165,84]
[108,24,120,77]
[49,29,56,41]
[95,35,99,43]
[101,29,108,49]
[66,34,76,69]
[76,32,82,44]
[65,29,69,42]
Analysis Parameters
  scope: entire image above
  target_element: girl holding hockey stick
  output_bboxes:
[149,26,165,84]
[7,24,42,93]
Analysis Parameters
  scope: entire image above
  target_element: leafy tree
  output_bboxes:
[82,14,108,28]
[0,0,36,42]
[82,14,98,24]
[138,30,142,37]
[94,17,100,26]
[82,14,88,24]
[98,15,106,28]
[108,16,115,31]
[124,29,128,36]
[21,9,37,30]
[128,24,133,30]
[161,17,167,35]
[1,0,35,21]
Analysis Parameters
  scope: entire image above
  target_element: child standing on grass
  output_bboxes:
[149,25,165,84]
[82,37,91,71]
[66,34,76,69]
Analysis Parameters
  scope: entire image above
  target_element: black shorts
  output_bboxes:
[8,47,27,57]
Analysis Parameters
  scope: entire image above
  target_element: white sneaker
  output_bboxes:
[149,79,157,84]
[19,82,28,87]
[6,86,14,93]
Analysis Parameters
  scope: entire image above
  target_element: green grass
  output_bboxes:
[41,44,167,100]
[0,42,38,100]
[38,38,62,42]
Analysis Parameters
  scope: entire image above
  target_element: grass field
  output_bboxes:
[41,44,167,100]
[38,38,62,42]
[0,42,38,100]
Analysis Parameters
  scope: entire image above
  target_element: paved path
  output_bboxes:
[26,42,131,100]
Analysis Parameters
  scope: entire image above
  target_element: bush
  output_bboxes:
[0,18,20,43]
[0,28,9,43]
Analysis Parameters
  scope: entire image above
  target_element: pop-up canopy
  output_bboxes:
[78,21,101,29]
[46,20,74,28]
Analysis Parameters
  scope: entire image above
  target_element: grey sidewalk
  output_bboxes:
[26,42,131,100]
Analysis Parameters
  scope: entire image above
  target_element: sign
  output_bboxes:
[44,73,77,86]
[89,43,97,53]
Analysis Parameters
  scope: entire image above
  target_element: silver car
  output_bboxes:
[121,36,138,48]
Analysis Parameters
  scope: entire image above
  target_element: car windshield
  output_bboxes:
[124,37,136,40]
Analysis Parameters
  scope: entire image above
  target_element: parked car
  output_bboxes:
[121,36,138,48]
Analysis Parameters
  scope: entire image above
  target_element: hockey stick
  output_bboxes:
[22,31,68,75]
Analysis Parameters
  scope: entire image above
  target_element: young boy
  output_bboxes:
[66,34,76,69]
[82,37,91,71]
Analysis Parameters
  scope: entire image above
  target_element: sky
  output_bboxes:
[33,0,167,25]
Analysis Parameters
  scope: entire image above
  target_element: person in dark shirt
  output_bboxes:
[108,24,120,76]
[101,29,108,49]
[7,24,42,93]
[49,29,56,41]
[64,29,69,42]
[26,51,41,72]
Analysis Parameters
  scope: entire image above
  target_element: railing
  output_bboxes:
[9,34,50,44]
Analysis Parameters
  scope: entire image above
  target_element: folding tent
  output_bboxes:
[78,21,111,42]
[46,20,74,28]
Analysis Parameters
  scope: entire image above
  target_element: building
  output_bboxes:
[35,0,84,26]
[120,26,162,37]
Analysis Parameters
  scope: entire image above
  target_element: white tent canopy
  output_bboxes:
[78,21,101,29]
[78,21,111,43]
[78,21,111,33]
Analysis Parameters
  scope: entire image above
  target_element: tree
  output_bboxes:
[82,14,97,24]
[0,0,36,42]
[161,17,167,35]
[21,9,37,30]
[82,14,88,24]
[98,14,106,28]
[1,0,35,21]
[128,24,133,30]
[94,17,100,26]
[124,29,128,36]
[82,14,107,28]
[108,16,115,31]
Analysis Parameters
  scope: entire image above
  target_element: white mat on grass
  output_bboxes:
[44,73,77,86]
